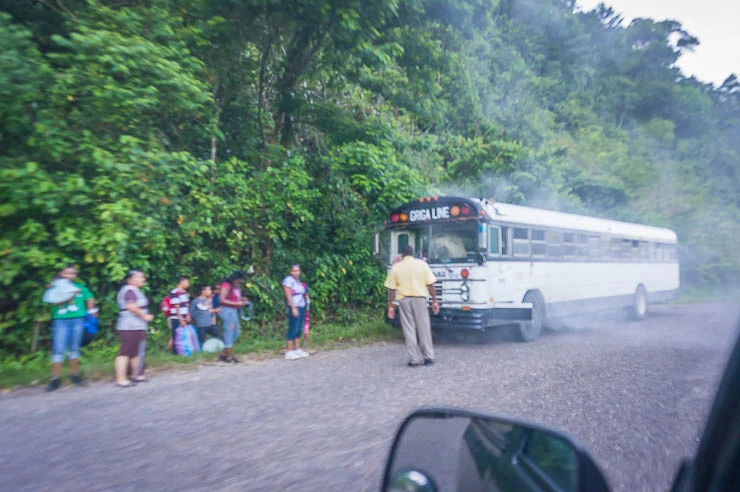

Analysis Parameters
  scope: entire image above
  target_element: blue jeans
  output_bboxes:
[219,307,240,348]
[286,307,305,341]
[51,317,85,363]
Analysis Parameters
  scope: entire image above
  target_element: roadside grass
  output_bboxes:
[671,285,740,304]
[0,314,401,391]
[5,287,738,391]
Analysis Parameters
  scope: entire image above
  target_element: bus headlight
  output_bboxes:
[460,282,470,302]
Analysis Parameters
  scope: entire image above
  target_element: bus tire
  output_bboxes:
[631,285,648,321]
[518,292,545,342]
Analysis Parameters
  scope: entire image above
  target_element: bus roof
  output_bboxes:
[475,199,677,243]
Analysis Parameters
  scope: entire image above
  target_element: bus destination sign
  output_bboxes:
[409,206,450,222]
[390,202,475,224]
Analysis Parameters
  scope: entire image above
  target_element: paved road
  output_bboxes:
[1,302,738,492]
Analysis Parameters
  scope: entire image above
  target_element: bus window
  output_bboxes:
[489,226,501,255]
[639,241,649,260]
[601,235,615,258]
[622,239,632,259]
[531,229,546,257]
[655,243,668,262]
[631,240,642,260]
[513,242,531,256]
[532,243,547,256]
[610,238,622,258]
[548,230,563,258]
[588,235,601,258]
[670,244,678,261]
[512,227,530,256]
[501,227,510,256]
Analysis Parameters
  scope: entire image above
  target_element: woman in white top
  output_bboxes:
[282,264,310,360]
[114,270,153,387]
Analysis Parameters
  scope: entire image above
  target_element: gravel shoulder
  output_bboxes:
[1,302,738,491]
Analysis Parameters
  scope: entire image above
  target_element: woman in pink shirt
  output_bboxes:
[217,271,248,363]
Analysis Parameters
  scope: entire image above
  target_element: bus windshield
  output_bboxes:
[429,223,478,263]
[387,223,478,264]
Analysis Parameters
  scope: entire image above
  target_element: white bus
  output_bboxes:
[375,196,679,341]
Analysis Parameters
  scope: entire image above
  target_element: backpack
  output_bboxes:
[160,295,172,316]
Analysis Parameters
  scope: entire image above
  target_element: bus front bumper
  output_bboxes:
[386,303,533,332]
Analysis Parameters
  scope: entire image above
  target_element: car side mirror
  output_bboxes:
[382,409,611,492]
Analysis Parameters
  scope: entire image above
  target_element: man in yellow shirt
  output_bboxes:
[385,244,440,366]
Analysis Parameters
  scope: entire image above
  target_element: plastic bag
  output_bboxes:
[174,324,201,356]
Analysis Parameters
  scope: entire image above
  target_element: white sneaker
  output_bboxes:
[285,350,299,360]
[296,349,309,358]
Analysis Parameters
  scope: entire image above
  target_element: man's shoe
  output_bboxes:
[230,357,240,364]
[408,362,422,367]
[69,375,86,386]
[46,378,61,392]
[424,359,434,366]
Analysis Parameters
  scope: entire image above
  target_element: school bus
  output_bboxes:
[375,196,679,341]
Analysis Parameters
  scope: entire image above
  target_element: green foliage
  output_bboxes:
[1,0,738,360]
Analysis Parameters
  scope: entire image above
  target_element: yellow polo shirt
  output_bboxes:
[384,256,437,298]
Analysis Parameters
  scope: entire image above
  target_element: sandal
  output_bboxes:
[133,377,149,383]
[115,381,136,388]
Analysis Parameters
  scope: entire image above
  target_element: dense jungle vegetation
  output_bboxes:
[1,0,738,357]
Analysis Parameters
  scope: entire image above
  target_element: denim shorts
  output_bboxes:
[51,317,85,363]
[286,306,305,341]
[219,307,240,348]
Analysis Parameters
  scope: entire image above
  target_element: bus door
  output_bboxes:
[390,227,430,262]
[390,231,411,263]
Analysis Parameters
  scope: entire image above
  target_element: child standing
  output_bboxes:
[166,276,191,354]
[190,285,223,346]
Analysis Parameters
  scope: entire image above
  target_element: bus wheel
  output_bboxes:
[631,285,648,321]
[518,292,544,342]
